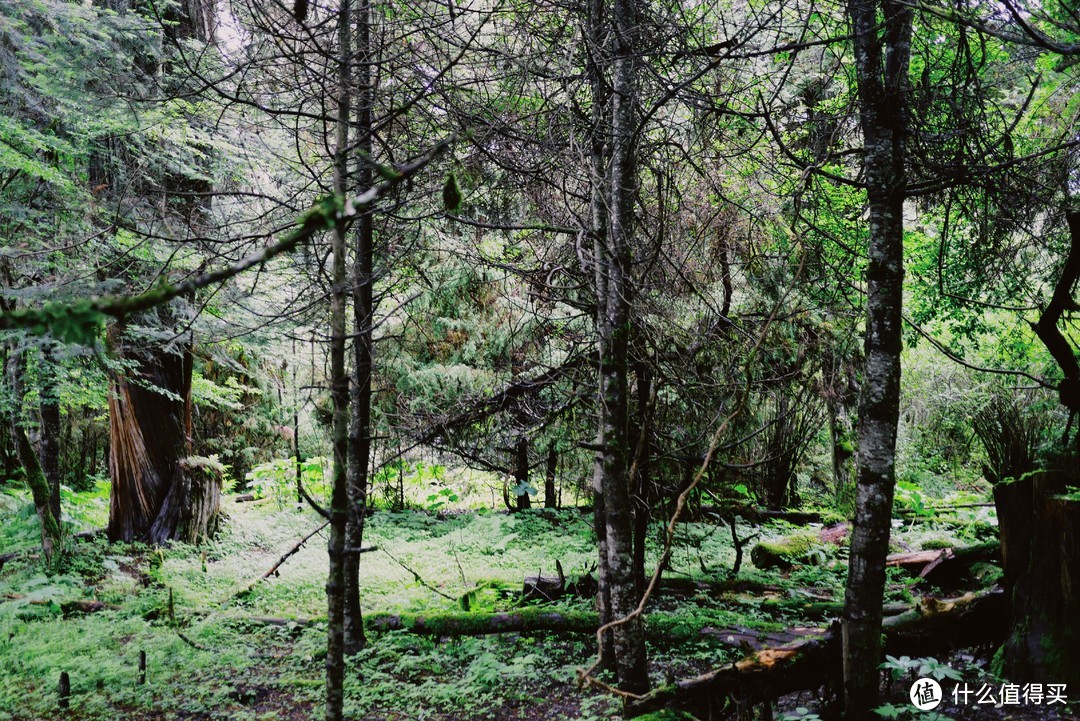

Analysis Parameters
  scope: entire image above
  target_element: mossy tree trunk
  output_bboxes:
[325,0,353,716]
[2,314,62,563]
[12,425,62,564]
[841,0,911,716]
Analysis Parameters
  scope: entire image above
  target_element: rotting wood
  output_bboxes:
[694,505,824,525]
[625,590,1005,718]
[885,540,1000,587]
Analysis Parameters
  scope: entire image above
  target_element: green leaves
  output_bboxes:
[0,300,105,346]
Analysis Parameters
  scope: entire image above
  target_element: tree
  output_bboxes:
[107,314,222,543]
[840,0,911,714]
[888,0,1080,687]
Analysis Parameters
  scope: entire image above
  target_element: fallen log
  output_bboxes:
[626,589,1006,718]
[896,502,995,515]
[885,540,1000,588]
[368,609,598,636]
[695,505,824,525]
[521,572,782,602]
[750,523,851,570]
[239,609,826,649]
[365,610,769,644]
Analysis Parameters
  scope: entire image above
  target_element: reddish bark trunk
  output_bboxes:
[107,326,219,544]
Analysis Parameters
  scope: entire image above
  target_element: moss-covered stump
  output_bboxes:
[997,471,1080,690]
[750,533,821,570]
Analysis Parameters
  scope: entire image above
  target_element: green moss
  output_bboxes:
[969,562,1003,586]
[751,532,821,569]
[634,711,698,721]
[1037,618,1080,685]
[919,537,953,550]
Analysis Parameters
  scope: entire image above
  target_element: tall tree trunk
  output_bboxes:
[585,0,616,673]
[107,326,218,544]
[325,0,352,717]
[12,424,61,565]
[632,362,651,595]
[841,0,911,716]
[514,436,532,510]
[544,442,558,508]
[39,349,61,521]
[344,0,375,658]
[592,0,650,694]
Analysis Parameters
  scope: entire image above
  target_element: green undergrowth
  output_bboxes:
[0,492,994,720]
[0,478,110,556]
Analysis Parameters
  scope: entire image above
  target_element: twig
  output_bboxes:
[226,521,329,603]
[381,548,457,601]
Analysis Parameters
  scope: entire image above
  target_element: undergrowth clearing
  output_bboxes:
[0,486,1001,720]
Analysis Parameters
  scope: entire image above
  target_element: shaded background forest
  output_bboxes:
[0,0,1079,718]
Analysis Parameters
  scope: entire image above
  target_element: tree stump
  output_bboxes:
[997,471,1080,689]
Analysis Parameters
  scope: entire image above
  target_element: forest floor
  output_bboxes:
[0,484,1075,721]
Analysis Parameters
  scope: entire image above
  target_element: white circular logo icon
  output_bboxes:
[910,678,943,710]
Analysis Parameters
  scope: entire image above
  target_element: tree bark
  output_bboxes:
[344,0,375,659]
[544,442,558,508]
[841,0,911,716]
[514,436,532,510]
[325,0,352,717]
[585,0,616,674]
[107,325,218,544]
[996,471,1080,689]
[591,0,650,694]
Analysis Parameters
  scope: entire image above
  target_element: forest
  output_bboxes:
[0,0,1078,718]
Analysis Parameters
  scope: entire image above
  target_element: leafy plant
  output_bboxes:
[875,703,954,721]
[880,655,962,682]
[245,457,328,505]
